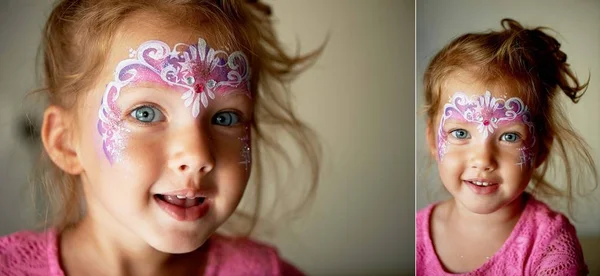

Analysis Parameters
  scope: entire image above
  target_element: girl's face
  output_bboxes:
[428,72,537,214]
[74,19,252,253]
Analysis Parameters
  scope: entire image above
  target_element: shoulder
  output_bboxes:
[416,202,437,228]
[524,197,578,238]
[416,202,444,239]
[0,229,61,275]
[207,234,304,276]
[416,203,440,273]
[524,197,587,275]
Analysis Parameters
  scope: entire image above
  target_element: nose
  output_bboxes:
[468,143,497,172]
[167,124,215,177]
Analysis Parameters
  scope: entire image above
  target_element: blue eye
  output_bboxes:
[450,129,470,139]
[501,132,520,142]
[130,106,164,123]
[212,111,240,126]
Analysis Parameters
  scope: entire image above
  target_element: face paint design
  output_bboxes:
[239,126,252,171]
[98,85,131,164]
[98,38,251,164]
[437,91,536,167]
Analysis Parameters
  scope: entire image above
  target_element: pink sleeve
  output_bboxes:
[531,221,588,276]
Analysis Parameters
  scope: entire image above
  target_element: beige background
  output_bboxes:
[263,1,415,275]
[416,0,600,273]
[0,0,415,275]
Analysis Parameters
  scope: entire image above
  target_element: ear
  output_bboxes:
[41,105,83,175]
[425,123,438,161]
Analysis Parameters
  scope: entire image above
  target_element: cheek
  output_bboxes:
[116,134,166,186]
[517,137,536,167]
[238,129,252,172]
[211,136,251,210]
[220,131,251,177]
[434,120,450,161]
[94,133,164,192]
[79,102,118,173]
[215,132,251,176]
[97,85,130,164]
[496,144,532,168]
[437,150,464,181]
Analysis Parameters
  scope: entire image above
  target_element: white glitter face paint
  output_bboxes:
[239,126,251,171]
[98,38,251,164]
[98,84,131,164]
[437,91,536,167]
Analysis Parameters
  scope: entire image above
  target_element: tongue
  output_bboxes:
[162,195,203,208]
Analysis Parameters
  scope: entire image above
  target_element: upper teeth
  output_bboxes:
[473,181,492,186]
[175,195,199,199]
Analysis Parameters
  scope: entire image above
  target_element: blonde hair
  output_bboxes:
[423,18,597,212]
[33,0,323,235]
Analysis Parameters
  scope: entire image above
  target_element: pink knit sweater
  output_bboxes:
[416,195,588,275]
[0,230,303,276]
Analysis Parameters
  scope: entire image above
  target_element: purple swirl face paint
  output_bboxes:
[437,91,536,168]
[98,38,251,164]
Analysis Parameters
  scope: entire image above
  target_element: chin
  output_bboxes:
[142,224,217,254]
[463,203,502,214]
[456,195,506,214]
[148,230,212,254]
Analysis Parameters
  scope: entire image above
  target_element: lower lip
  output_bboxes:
[465,181,499,195]
[154,196,210,221]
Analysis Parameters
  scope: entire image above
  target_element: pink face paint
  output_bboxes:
[98,84,131,164]
[98,38,251,164]
[437,91,536,167]
[239,126,251,171]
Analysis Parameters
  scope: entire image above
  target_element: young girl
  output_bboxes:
[0,0,321,275]
[417,19,597,275]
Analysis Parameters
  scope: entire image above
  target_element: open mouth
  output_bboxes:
[465,180,497,187]
[155,194,205,208]
[154,194,210,221]
[464,180,500,195]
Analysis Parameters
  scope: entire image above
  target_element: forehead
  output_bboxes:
[439,70,522,104]
[90,11,242,96]
[109,12,233,65]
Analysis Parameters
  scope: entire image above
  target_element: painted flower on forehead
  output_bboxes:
[442,91,530,139]
[123,38,251,117]
[97,38,251,164]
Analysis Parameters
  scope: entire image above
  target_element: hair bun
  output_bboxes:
[500,18,587,103]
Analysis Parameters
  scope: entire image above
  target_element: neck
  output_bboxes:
[448,194,527,233]
[61,211,208,276]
